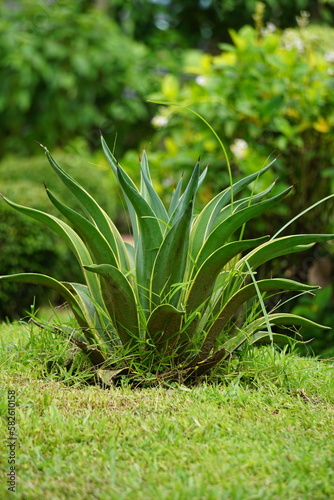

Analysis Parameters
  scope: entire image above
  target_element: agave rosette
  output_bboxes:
[1,135,333,379]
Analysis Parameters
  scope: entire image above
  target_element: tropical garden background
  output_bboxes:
[1,0,334,356]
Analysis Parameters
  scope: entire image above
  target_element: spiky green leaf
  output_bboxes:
[245,312,331,334]
[151,200,193,308]
[186,236,269,315]
[0,273,85,323]
[195,186,292,269]
[45,186,118,268]
[190,157,277,258]
[0,195,103,305]
[116,164,163,311]
[84,263,139,348]
[43,146,129,271]
[168,173,184,217]
[199,278,318,360]
[211,181,277,230]
[169,160,200,225]
[101,134,139,241]
[147,304,184,352]
[240,234,334,271]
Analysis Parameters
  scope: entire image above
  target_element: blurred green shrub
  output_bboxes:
[142,22,334,235]
[0,146,118,319]
[0,0,158,158]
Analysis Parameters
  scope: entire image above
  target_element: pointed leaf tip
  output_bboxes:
[99,130,103,137]
[34,140,49,152]
[198,155,201,162]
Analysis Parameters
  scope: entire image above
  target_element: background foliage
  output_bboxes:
[99,0,334,51]
[144,23,334,233]
[2,0,334,158]
[0,0,160,158]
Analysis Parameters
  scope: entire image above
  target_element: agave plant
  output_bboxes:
[1,135,333,383]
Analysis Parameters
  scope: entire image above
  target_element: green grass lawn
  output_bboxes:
[1,320,334,500]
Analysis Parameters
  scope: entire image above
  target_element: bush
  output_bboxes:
[144,23,334,236]
[0,145,118,319]
[0,0,158,158]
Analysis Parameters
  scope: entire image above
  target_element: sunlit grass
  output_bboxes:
[1,320,333,499]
